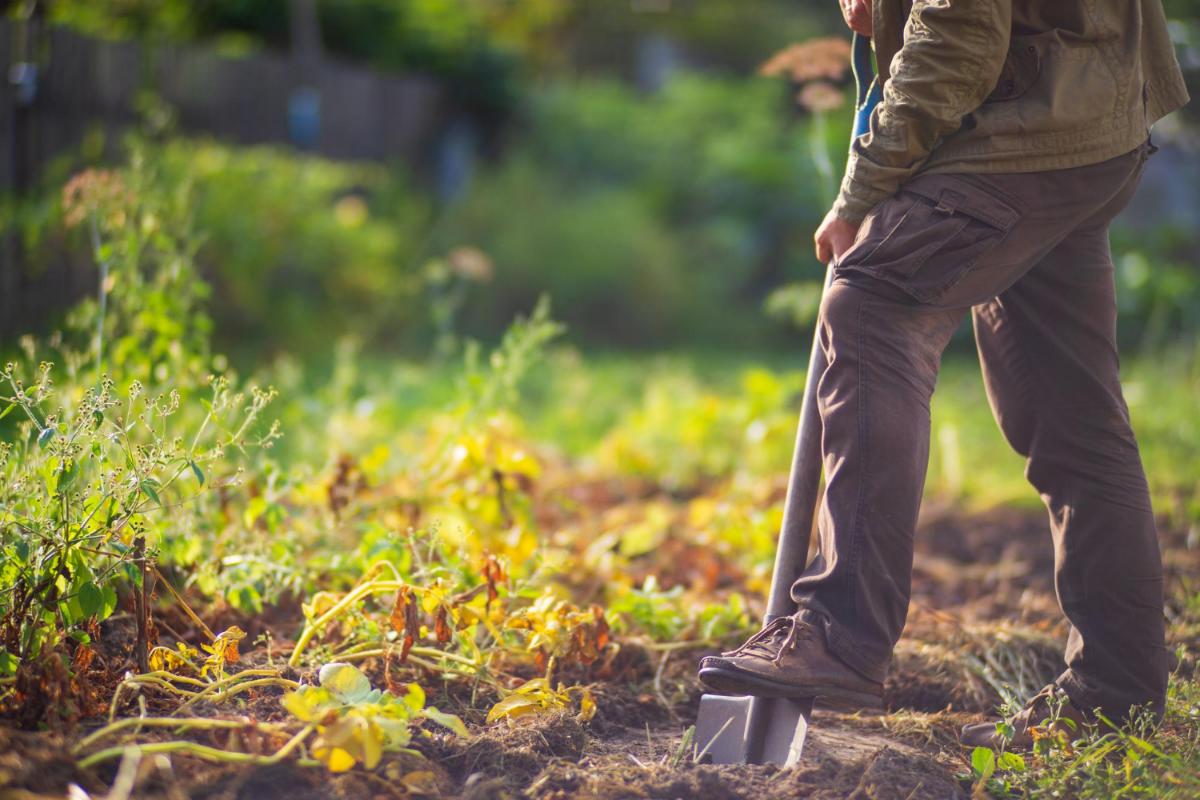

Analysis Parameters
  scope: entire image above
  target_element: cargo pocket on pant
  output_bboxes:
[838,177,1021,304]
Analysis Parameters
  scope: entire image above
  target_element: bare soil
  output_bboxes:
[4,506,1198,800]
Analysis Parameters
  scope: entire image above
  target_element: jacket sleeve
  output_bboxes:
[831,0,1012,224]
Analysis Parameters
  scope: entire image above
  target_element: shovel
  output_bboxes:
[693,32,882,766]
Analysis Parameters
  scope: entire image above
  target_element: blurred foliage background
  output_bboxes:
[2,0,1193,538]
[4,0,1198,362]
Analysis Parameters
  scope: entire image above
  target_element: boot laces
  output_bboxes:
[722,616,814,665]
[1029,684,1060,706]
[1018,685,1070,724]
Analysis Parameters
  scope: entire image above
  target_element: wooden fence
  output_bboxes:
[0,18,451,338]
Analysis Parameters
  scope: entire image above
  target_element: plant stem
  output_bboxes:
[151,565,214,640]
[89,214,109,378]
[75,716,275,753]
[333,645,479,668]
[288,579,406,666]
[78,723,316,769]
[133,534,149,673]
[109,673,208,722]
[175,675,300,713]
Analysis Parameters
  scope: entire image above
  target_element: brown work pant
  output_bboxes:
[792,142,1168,720]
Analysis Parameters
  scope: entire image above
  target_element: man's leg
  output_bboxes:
[789,277,966,682]
[694,274,967,702]
[972,198,1168,721]
[701,171,1025,697]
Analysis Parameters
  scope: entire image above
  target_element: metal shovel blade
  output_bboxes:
[694,694,814,765]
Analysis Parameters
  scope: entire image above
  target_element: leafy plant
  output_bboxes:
[0,361,274,677]
[0,147,277,704]
[149,625,246,680]
[283,662,466,772]
[504,591,610,672]
[967,744,1026,797]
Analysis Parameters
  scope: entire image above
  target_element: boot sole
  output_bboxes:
[698,665,883,712]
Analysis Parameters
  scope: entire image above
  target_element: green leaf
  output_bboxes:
[997,751,1026,772]
[0,402,15,421]
[0,649,17,676]
[971,747,996,781]
[58,460,79,490]
[140,479,162,505]
[319,662,373,704]
[99,583,118,619]
[1127,735,1162,756]
[229,585,262,614]
[78,581,103,617]
[62,594,85,625]
[190,460,205,486]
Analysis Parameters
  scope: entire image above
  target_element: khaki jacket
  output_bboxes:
[832,0,1190,224]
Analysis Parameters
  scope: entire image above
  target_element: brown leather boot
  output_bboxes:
[960,685,1093,750]
[697,612,883,709]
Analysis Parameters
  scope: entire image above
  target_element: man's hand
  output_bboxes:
[840,0,872,36]
[814,208,860,265]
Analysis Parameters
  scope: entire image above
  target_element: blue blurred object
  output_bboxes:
[8,62,38,106]
[851,34,882,140]
[288,87,321,150]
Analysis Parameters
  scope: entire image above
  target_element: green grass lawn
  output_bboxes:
[513,345,1199,519]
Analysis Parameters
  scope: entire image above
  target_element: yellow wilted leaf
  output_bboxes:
[282,686,336,722]
[148,642,199,674]
[199,626,247,677]
[402,682,426,712]
[317,746,356,773]
[313,713,388,772]
[577,689,597,722]
[214,626,246,662]
[422,706,469,737]
[360,720,383,769]
[486,678,598,725]
[303,591,340,620]
[486,693,544,724]
[505,591,611,667]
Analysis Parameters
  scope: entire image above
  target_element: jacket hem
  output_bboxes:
[918,122,1157,177]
